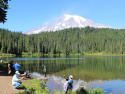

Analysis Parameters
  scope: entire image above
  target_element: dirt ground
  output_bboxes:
[0,70,24,94]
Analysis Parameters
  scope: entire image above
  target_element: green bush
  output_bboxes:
[88,87,106,94]
[17,78,50,94]
[76,87,88,94]
[0,63,7,70]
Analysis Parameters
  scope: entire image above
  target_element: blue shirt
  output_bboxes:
[69,79,73,84]
[13,63,20,71]
[68,78,73,89]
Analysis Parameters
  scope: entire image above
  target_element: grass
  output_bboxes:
[22,52,125,57]
[17,77,50,94]
[0,53,16,57]
[84,51,125,56]
[1,51,125,58]
[22,52,62,57]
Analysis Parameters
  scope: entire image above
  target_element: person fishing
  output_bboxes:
[64,77,69,94]
[12,71,25,89]
[42,64,46,77]
[24,71,31,77]
[63,75,73,90]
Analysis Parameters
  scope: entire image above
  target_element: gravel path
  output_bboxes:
[0,70,23,94]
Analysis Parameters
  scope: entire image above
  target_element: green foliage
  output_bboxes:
[0,53,16,57]
[1,27,125,56]
[76,87,88,94]
[0,0,10,23]
[0,63,7,70]
[75,86,106,94]
[17,78,50,94]
[88,87,106,94]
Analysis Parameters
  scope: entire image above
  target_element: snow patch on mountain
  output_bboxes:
[62,23,66,26]
[64,14,86,22]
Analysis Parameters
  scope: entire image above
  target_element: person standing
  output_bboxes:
[64,77,69,94]
[42,64,46,77]
[63,75,73,90]
[12,71,25,89]
[13,61,20,72]
[8,61,14,74]
[1,59,3,63]
[11,61,15,74]
[8,61,12,74]
[0,56,3,63]
[68,75,73,90]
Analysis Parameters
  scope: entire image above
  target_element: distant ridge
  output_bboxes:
[24,14,111,34]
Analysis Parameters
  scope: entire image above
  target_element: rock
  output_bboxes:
[43,77,48,81]
[43,77,48,80]
[38,78,42,81]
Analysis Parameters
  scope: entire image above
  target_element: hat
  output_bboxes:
[15,71,20,75]
[69,75,73,78]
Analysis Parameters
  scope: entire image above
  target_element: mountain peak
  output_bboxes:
[24,14,111,34]
[63,14,86,24]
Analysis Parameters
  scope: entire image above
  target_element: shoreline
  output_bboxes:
[2,52,125,58]
[0,63,107,94]
[0,56,108,92]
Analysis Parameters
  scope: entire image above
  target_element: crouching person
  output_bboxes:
[24,71,31,77]
[12,71,25,89]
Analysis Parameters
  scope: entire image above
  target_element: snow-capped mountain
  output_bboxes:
[24,14,111,34]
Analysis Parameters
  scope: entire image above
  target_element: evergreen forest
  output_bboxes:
[0,26,125,55]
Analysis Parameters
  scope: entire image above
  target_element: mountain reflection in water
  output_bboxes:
[32,72,108,91]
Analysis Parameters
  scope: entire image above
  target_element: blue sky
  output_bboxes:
[0,0,125,33]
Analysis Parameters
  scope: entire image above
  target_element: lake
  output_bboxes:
[4,55,125,94]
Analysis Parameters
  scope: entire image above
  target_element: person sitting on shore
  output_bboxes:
[24,71,31,77]
[64,77,69,94]
[12,71,25,89]
[63,75,73,90]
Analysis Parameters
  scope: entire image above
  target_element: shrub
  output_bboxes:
[88,87,106,94]
[17,78,50,94]
[76,87,88,94]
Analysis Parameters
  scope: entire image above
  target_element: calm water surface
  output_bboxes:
[5,55,125,94]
